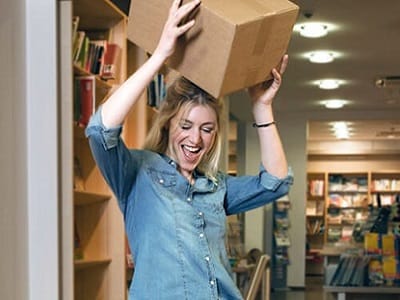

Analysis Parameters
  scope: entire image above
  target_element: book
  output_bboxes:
[74,76,96,127]
[309,179,324,196]
[90,40,107,75]
[73,30,85,63]
[147,73,166,108]
[72,16,80,46]
[101,43,121,80]
[274,232,291,247]
[75,36,89,69]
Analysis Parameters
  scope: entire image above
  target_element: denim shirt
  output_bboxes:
[85,108,293,300]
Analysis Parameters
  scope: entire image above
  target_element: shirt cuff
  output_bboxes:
[258,164,294,191]
[84,106,123,150]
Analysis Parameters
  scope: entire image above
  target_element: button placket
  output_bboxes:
[196,211,217,295]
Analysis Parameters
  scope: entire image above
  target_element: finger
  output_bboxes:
[170,0,182,14]
[176,0,201,26]
[279,54,289,74]
[271,68,282,86]
[177,19,196,35]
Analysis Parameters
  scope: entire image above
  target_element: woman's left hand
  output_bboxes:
[248,54,288,107]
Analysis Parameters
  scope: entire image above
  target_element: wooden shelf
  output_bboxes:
[328,190,368,194]
[73,64,114,101]
[371,190,400,193]
[73,0,127,30]
[74,190,110,205]
[74,258,112,271]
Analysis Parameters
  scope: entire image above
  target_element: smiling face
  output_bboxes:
[166,104,217,181]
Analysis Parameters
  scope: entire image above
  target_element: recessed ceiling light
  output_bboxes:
[295,22,329,38]
[306,51,337,63]
[316,79,343,90]
[331,121,351,139]
[322,99,347,109]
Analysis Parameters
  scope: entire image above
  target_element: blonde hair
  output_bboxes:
[143,76,224,181]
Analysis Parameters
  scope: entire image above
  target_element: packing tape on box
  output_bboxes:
[253,16,273,56]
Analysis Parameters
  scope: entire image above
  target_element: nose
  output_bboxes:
[189,127,201,144]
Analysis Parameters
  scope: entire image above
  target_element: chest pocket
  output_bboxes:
[148,168,177,186]
[147,168,178,199]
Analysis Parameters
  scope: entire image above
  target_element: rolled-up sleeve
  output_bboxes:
[84,107,136,211]
[224,166,293,215]
[85,106,123,149]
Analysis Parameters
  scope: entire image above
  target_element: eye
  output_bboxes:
[202,126,214,134]
[180,121,192,130]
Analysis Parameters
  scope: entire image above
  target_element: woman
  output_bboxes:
[85,0,293,298]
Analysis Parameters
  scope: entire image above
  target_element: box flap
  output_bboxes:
[202,0,299,25]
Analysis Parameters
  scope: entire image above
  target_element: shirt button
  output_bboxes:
[205,256,210,261]
[159,179,164,184]
[198,212,203,216]
[199,233,204,238]
[210,280,215,286]
[187,197,191,202]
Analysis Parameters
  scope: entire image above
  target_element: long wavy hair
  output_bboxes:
[143,76,224,181]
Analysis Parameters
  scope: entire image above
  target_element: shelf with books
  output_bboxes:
[72,0,127,299]
[325,172,370,244]
[305,172,326,275]
[370,171,400,207]
[228,120,238,176]
[74,64,114,92]
[306,174,326,239]
[271,196,291,288]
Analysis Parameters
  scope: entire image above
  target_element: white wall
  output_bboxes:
[238,122,267,252]
[0,1,28,299]
[0,0,60,299]
[236,113,308,288]
[277,112,307,288]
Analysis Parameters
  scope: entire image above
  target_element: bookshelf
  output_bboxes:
[307,171,400,247]
[305,171,400,276]
[306,172,326,275]
[228,120,238,176]
[271,196,291,289]
[325,172,370,244]
[72,0,128,299]
[370,172,400,207]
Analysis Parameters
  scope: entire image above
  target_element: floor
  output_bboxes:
[270,276,400,300]
[271,276,334,300]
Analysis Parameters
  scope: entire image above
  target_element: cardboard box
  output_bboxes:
[128,0,299,98]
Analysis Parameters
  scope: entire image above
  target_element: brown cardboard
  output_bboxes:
[128,0,299,98]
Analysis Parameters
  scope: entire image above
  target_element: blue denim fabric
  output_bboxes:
[85,108,293,300]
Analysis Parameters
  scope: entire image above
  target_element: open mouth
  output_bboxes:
[181,144,202,163]
[182,145,201,154]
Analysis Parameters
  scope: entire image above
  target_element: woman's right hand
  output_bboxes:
[154,0,201,60]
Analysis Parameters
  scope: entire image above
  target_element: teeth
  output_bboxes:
[183,145,200,153]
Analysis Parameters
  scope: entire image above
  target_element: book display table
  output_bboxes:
[323,286,400,300]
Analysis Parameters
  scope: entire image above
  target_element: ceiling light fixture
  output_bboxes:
[306,51,336,63]
[322,99,347,109]
[316,79,342,90]
[295,22,329,38]
[331,121,351,139]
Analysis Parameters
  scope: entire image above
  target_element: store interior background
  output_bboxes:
[1,0,400,299]
[228,0,400,288]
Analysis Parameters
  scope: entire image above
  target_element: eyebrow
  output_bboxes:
[181,119,216,127]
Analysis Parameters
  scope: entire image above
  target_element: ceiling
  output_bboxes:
[230,0,400,154]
